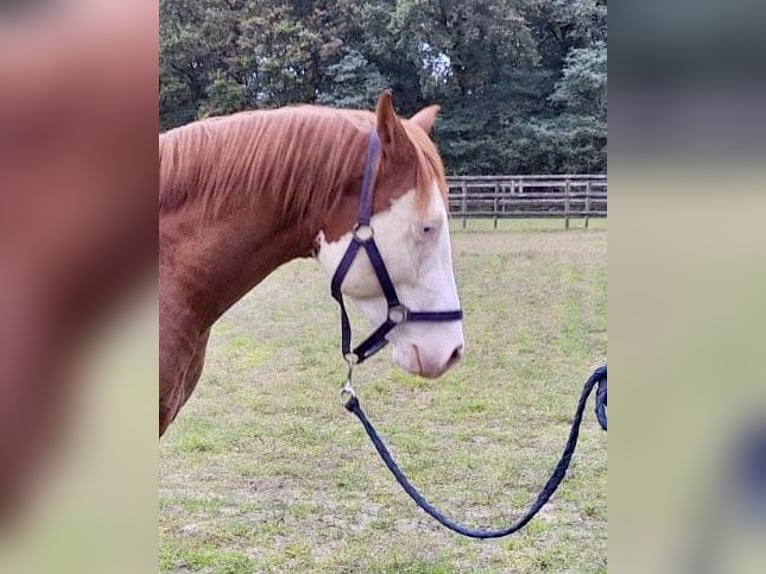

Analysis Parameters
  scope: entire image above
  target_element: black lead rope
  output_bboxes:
[342,365,607,539]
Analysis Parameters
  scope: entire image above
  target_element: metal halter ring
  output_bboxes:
[340,380,357,408]
[353,223,374,242]
[387,304,409,324]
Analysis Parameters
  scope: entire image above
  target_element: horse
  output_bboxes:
[159,91,465,436]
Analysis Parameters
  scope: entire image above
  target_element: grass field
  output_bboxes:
[159,219,607,573]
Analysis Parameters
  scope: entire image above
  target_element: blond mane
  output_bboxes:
[159,105,447,225]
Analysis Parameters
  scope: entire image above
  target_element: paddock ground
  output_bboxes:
[160,219,607,573]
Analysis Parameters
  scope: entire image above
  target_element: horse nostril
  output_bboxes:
[447,345,464,368]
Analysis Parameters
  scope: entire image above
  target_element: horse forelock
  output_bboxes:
[158,105,445,227]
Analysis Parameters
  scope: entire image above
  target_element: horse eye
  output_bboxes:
[423,226,433,234]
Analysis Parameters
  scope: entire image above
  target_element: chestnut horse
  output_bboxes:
[159,92,464,436]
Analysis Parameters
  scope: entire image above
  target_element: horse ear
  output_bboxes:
[375,90,409,148]
[409,105,441,134]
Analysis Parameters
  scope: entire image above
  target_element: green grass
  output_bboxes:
[160,221,607,573]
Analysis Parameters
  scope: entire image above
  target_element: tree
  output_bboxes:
[159,0,607,174]
[550,40,607,118]
[316,51,390,108]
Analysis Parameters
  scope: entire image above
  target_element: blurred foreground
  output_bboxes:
[0,1,158,572]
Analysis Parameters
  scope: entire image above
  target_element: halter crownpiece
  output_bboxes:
[330,130,463,367]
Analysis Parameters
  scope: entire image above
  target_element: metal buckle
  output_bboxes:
[387,304,409,324]
[353,223,374,242]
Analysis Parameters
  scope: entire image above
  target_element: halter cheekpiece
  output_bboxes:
[330,131,463,366]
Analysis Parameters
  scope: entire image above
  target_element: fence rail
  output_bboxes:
[447,174,607,229]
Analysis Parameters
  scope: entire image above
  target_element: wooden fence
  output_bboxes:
[447,174,607,229]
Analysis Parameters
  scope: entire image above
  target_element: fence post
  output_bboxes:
[564,177,571,230]
[493,182,499,229]
[585,180,591,229]
[461,181,467,229]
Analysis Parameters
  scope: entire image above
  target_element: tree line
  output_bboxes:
[160,0,606,174]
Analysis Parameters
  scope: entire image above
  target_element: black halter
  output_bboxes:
[330,131,463,366]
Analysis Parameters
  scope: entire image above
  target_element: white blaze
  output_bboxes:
[316,183,464,378]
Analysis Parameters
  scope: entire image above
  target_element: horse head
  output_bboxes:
[315,92,464,379]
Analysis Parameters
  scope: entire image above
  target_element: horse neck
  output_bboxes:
[160,199,316,333]
[160,112,369,331]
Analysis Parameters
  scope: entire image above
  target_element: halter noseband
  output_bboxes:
[330,131,463,366]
